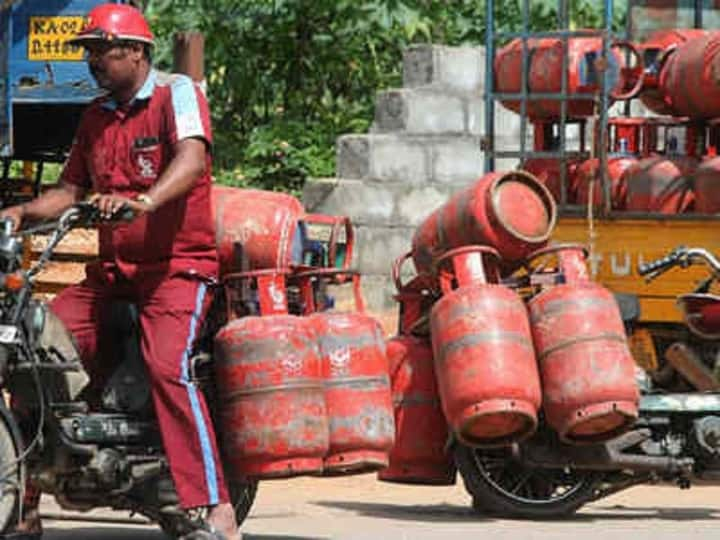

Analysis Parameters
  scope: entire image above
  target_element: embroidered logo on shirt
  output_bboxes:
[137,154,155,178]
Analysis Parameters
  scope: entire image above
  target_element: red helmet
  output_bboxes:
[68,3,154,47]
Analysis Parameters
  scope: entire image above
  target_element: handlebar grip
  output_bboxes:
[637,252,679,276]
[75,202,135,224]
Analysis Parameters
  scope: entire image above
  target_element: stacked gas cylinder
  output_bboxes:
[494,29,720,212]
[210,186,395,481]
[382,171,640,479]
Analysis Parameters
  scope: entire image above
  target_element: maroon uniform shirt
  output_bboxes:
[60,69,218,280]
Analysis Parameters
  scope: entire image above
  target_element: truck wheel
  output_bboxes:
[455,443,598,519]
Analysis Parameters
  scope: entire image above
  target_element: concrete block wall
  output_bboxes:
[301,44,576,322]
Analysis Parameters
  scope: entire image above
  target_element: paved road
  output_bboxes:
[38,475,720,539]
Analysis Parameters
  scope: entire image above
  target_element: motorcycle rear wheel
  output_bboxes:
[455,443,598,519]
[0,417,21,533]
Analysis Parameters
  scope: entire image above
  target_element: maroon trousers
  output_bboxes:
[50,265,228,508]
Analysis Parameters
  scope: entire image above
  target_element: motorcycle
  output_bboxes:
[0,203,257,538]
[453,245,720,518]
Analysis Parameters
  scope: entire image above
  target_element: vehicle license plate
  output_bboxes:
[28,16,85,61]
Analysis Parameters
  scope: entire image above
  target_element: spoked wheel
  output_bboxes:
[0,417,21,533]
[455,443,598,519]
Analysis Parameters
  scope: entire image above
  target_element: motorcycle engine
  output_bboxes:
[53,449,127,511]
[89,448,126,489]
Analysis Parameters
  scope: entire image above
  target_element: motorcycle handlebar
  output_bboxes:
[638,247,720,280]
[19,202,135,236]
[637,250,683,277]
[19,202,136,280]
[66,201,136,227]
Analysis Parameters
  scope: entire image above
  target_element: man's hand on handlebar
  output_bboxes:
[88,193,146,221]
[0,185,143,233]
[0,205,25,232]
[0,196,136,237]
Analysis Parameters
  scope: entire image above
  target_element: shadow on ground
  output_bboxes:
[313,501,487,523]
[577,505,720,522]
[315,500,720,524]
[42,525,323,540]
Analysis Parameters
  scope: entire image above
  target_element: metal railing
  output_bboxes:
[483,0,616,211]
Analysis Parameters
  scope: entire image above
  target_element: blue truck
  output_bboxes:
[0,0,128,198]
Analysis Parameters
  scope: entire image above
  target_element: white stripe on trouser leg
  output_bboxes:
[180,281,219,505]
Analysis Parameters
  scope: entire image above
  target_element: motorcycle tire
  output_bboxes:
[0,416,21,534]
[454,443,598,519]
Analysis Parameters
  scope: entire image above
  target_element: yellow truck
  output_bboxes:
[554,216,719,324]
[552,215,720,373]
[485,0,720,373]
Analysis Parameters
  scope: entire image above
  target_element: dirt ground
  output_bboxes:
[36,473,720,540]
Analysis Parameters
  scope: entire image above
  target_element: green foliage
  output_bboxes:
[213,119,337,196]
[143,0,627,192]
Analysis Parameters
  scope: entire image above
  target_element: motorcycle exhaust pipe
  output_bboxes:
[518,429,695,474]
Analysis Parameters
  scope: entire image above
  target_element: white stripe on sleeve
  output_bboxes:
[170,75,207,141]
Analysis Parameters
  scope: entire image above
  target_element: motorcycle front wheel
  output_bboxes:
[455,443,598,519]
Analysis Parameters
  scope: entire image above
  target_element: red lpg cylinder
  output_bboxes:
[214,315,328,479]
[639,29,712,115]
[430,247,541,447]
[521,158,583,203]
[311,312,395,475]
[575,155,636,209]
[494,37,632,119]
[211,185,304,275]
[411,171,557,274]
[527,252,639,443]
[378,335,455,485]
[623,155,697,213]
[651,33,720,119]
[431,285,541,447]
[691,157,720,213]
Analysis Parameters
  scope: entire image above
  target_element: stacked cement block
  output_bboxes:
[302,45,529,318]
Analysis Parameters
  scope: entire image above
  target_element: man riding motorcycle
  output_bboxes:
[0,4,240,539]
